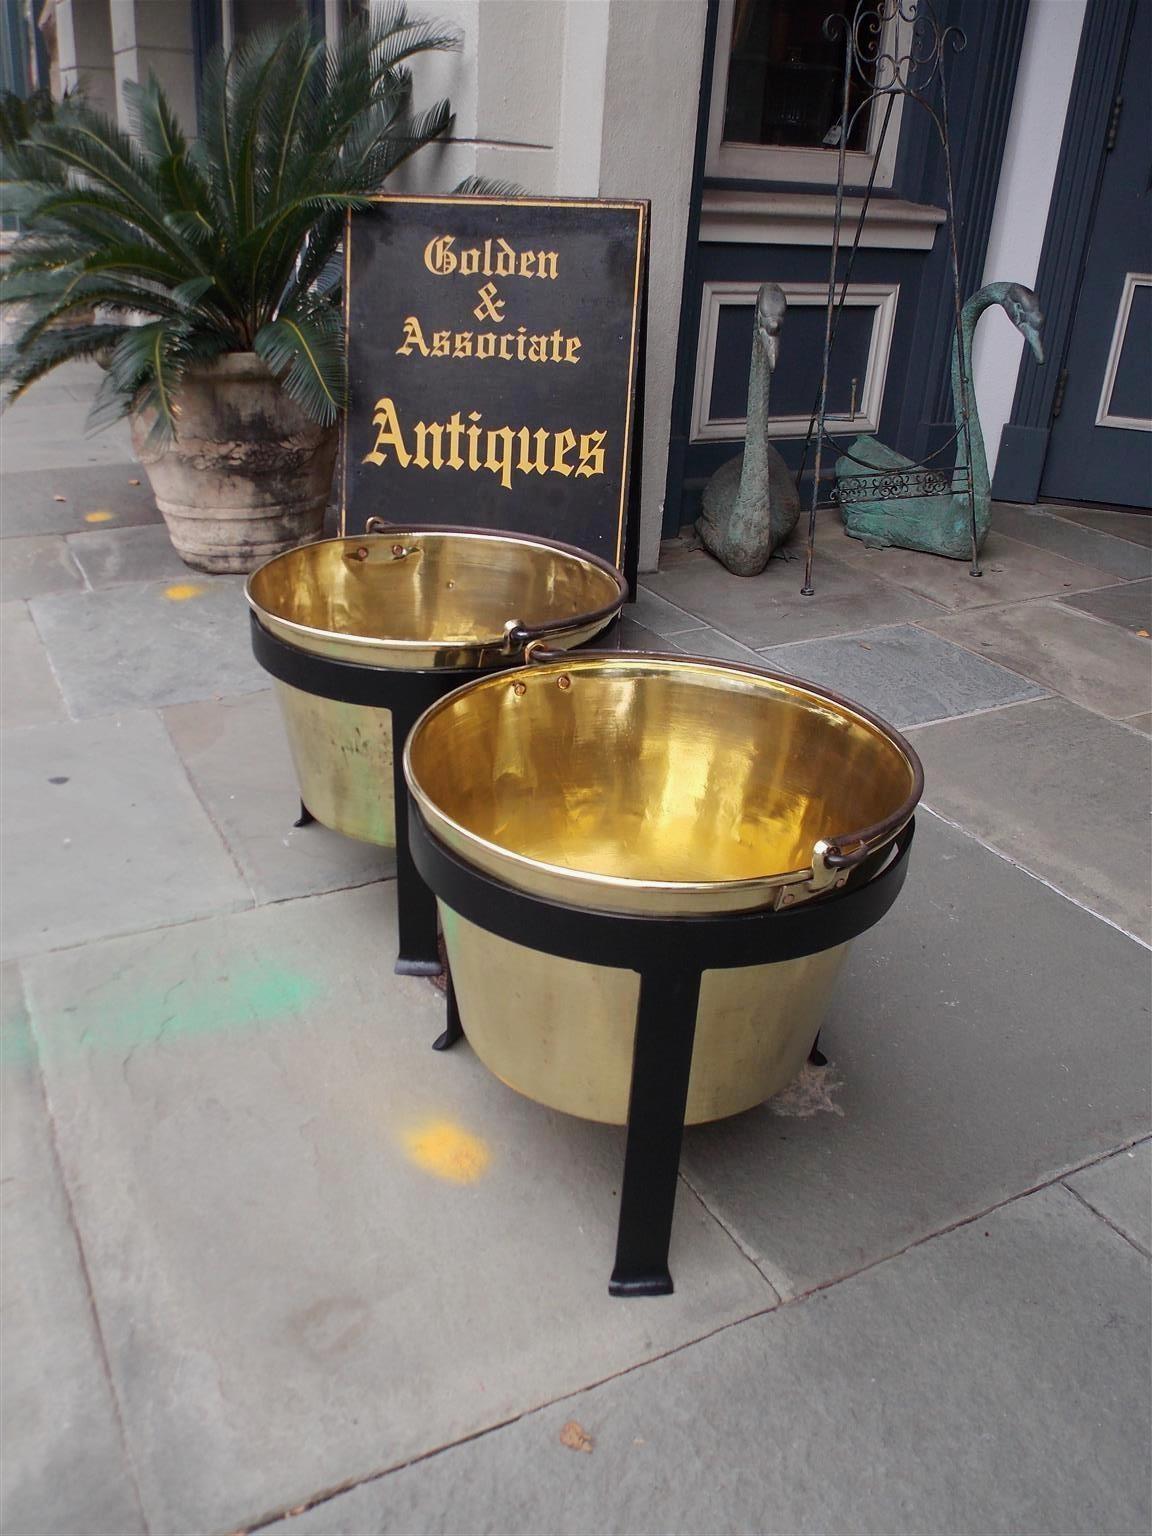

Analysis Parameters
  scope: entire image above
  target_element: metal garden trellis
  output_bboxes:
[797,0,982,594]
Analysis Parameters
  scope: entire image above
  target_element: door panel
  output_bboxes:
[1040,0,1152,507]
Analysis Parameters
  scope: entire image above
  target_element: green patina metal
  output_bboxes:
[835,282,1045,560]
[696,283,800,577]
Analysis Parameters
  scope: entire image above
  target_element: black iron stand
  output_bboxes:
[410,808,915,1296]
[251,614,486,976]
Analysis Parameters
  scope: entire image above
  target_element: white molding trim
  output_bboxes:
[705,0,909,188]
[699,189,946,249]
[690,279,900,443]
[1095,272,1152,432]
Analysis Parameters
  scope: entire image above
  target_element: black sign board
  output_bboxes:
[341,195,648,581]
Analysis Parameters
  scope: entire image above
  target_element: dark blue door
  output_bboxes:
[1040,0,1152,508]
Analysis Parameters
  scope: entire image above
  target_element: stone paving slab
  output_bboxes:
[1060,577,1152,635]
[630,585,707,636]
[20,884,772,1535]
[923,599,1152,720]
[31,578,267,718]
[755,623,1046,728]
[669,625,766,665]
[993,502,1152,580]
[0,464,159,537]
[909,697,1152,943]
[1065,1141,1152,1256]
[642,549,943,649]
[1128,713,1152,735]
[0,964,147,1536]
[0,391,134,475]
[0,603,68,730]
[67,523,190,590]
[163,689,392,904]
[612,615,680,653]
[828,529,1120,610]
[0,535,83,602]
[0,711,250,960]
[679,814,1151,1299]
[291,1184,1151,1536]
[1049,505,1152,548]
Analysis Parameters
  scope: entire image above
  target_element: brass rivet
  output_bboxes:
[354,546,369,561]
[557,675,571,690]
[391,543,406,557]
[446,579,455,589]
[512,681,527,696]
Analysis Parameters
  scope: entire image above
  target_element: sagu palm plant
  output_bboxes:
[0,8,492,437]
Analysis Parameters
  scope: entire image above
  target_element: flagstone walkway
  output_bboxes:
[2,365,1149,1536]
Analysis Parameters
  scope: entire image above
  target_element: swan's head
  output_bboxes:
[755,282,787,372]
[1001,283,1045,365]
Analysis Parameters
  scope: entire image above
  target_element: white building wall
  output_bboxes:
[971,0,1088,481]
[399,0,707,569]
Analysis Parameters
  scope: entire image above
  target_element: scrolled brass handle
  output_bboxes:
[364,516,391,534]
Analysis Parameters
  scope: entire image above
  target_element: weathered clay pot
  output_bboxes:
[131,353,338,574]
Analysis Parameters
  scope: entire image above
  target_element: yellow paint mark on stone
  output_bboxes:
[164,582,206,602]
[401,1118,490,1184]
[84,510,115,523]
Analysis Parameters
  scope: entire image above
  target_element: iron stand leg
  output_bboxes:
[391,704,442,977]
[808,1030,827,1067]
[610,966,702,1297]
[433,966,464,1052]
[293,801,315,828]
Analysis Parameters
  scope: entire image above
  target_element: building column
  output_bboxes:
[55,0,116,117]
[110,0,197,132]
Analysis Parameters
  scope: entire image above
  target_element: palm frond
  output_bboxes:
[453,175,527,197]
[3,9,478,425]
[254,302,344,424]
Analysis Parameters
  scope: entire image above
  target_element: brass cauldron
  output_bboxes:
[246,527,626,845]
[405,653,923,1124]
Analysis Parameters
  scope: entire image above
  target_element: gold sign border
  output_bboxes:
[339,194,649,572]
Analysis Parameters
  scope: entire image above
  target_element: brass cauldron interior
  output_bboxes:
[246,530,624,668]
[407,654,919,914]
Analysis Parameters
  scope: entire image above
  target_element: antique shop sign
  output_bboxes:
[342,195,648,574]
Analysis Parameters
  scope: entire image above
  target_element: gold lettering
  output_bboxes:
[473,281,505,323]
[445,411,465,470]
[516,427,550,475]
[564,336,582,364]
[552,428,576,477]
[498,334,514,360]
[431,330,451,358]
[365,404,606,485]
[527,334,549,363]
[362,397,411,467]
[421,234,559,280]
[423,236,456,275]
[396,316,429,357]
[485,426,516,490]
[413,420,444,470]
[452,331,473,358]
[576,430,607,478]
[474,332,496,360]
[466,411,483,471]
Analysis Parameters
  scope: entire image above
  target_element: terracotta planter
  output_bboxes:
[131,353,338,574]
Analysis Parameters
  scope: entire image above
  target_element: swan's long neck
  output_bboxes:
[951,285,1002,501]
[740,328,773,493]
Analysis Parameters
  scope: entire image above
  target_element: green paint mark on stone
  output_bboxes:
[0,1011,38,1069]
[8,960,324,1069]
